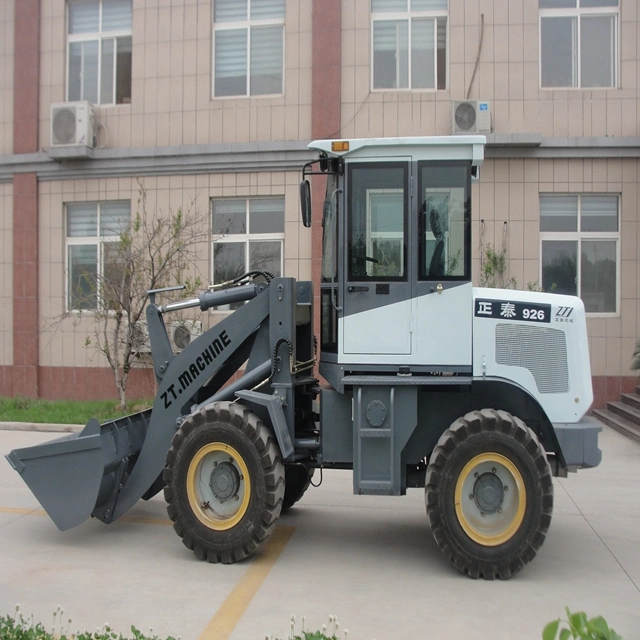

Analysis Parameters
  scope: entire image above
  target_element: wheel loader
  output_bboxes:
[6,136,602,579]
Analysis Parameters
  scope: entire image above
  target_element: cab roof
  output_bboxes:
[308,136,485,166]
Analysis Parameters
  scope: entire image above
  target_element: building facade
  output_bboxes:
[0,0,638,408]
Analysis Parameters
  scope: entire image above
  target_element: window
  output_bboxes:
[213,0,285,97]
[212,198,284,306]
[371,0,447,91]
[418,161,470,280]
[347,164,407,280]
[539,0,618,88]
[66,202,131,311]
[67,0,132,104]
[540,195,618,314]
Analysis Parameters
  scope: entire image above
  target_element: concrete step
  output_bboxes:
[621,392,640,411]
[608,400,640,426]
[592,409,640,445]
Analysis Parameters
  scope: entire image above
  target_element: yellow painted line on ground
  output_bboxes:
[198,526,297,640]
[0,506,47,516]
[0,506,172,526]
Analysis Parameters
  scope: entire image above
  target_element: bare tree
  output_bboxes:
[78,181,208,410]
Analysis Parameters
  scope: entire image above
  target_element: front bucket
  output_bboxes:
[6,418,104,530]
[6,409,152,531]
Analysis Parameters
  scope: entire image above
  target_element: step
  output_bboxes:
[621,392,640,411]
[608,401,640,427]
[592,409,640,445]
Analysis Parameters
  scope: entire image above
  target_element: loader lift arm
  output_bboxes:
[6,276,316,530]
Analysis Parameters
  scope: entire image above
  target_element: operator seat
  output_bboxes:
[429,207,445,277]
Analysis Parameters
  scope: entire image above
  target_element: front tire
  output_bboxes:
[282,464,315,512]
[163,402,284,564]
[425,409,553,579]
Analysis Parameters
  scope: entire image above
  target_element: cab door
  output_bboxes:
[342,161,412,356]
[413,160,473,366]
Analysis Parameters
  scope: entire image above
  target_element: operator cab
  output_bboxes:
[301,136,485,386]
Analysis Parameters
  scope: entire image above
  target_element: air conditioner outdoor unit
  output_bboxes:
[452,100,491,134]
[51,101,95,147]
[170,320,203,352]
[130,321,152,355]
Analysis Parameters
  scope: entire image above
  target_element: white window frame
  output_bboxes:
[66,0,133,105]
[65,201,131,312]
[211,1,286,99]
[539,194,620,317]
[211,198,285,306]
[370,1,448,92]
[538,1,618,89]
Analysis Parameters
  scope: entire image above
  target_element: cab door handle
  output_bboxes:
[347,286,369,293]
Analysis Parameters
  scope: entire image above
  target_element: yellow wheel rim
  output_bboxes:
[454,452,526,546]
[186,443,251,531]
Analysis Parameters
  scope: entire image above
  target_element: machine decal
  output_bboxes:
[474,299,551,324]
[555,306,575,323]
[162,329,232,408]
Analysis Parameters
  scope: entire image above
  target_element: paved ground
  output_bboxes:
[0,425,639,640]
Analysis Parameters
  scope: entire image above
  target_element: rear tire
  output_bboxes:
[163,402,284,564]
[282,464,315,512]
[425,409,553,580]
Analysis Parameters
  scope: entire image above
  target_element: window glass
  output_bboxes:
[69,0,99,34]
[348,165,406,280]
[419,162,469,279]
[372,0,407,11]
[102,0,133,31]
[580,0,617,6]
[215,29,248,97]
[581,240,616,312]
[100,202,131,235]
[213,242,245,283]
[101,39,115,104]
[321,173,338,282]
[249,199,284,234]
[69,245,98,310]
[540,196,578,232]
[67,203,98,237]
[539,0,576,7]
[213,200,246,235]
[115,36,132,104]
[411,0,447,9]
[580,196,618,232]
[215,0,248,22]
[540,17,576,87]
[250,26,283,95]
[250,240,282,276]
[373,21,408,89]
[581,16,615,88]
[411,19,435,89]
[542,240,578,296]
[251,0,285,19]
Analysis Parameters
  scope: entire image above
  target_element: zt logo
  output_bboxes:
[556,306,575,323]
[556,306,573,318]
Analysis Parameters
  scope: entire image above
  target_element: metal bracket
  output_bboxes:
[235,389,294,459]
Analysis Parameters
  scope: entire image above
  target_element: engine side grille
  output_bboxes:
[495,324,569,394]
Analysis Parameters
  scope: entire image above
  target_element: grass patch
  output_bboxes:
[0,397,152,425]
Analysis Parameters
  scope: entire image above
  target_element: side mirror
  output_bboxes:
[300,180,311,228]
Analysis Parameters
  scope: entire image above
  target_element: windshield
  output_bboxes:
[321,173,338,282]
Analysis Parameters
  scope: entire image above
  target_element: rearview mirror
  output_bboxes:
[300,180,311,228]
